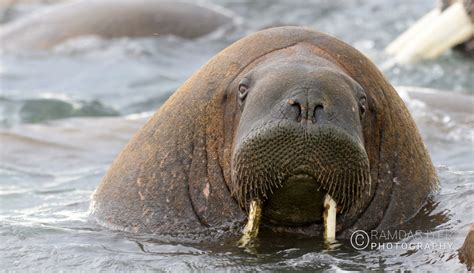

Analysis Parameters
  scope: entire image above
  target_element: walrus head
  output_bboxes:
[230,56,373,234]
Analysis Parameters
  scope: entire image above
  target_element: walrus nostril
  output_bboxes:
[313,104,324,124]
[287,99,303,122]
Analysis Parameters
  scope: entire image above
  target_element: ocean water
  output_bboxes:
[0,0,473,271]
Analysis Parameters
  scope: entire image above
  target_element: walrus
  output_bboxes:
[459,224,474,271]
[90,26,439,241]
[0,0,233,51]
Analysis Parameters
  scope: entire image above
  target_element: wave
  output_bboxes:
[0,95,120,125]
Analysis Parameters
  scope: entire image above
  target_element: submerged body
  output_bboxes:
[91,27,438,240]
[0,0,232,51]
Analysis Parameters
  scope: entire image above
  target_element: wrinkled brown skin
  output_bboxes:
[459,224,474,271]
[91,27,438,237]
[0,1,231,51]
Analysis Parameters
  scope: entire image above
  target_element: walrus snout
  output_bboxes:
[286,94,325,124]
[231,122,371,212]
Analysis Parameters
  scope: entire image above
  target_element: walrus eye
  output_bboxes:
[359,95,367,117]
[238,78,250,105]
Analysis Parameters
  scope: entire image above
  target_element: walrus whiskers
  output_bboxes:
[232,125,371,214]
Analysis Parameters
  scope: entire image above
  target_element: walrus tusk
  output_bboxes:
[385,1,474,63]
[385,9,440,55]
[323,194,337,241]
[238,200,262,247]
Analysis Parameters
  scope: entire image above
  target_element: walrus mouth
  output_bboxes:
[261,173,333,226]
[231,122,371,242]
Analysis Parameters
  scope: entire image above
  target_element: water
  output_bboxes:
[0,0,473,271]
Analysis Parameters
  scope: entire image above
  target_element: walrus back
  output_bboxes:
[0,1,232,51]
